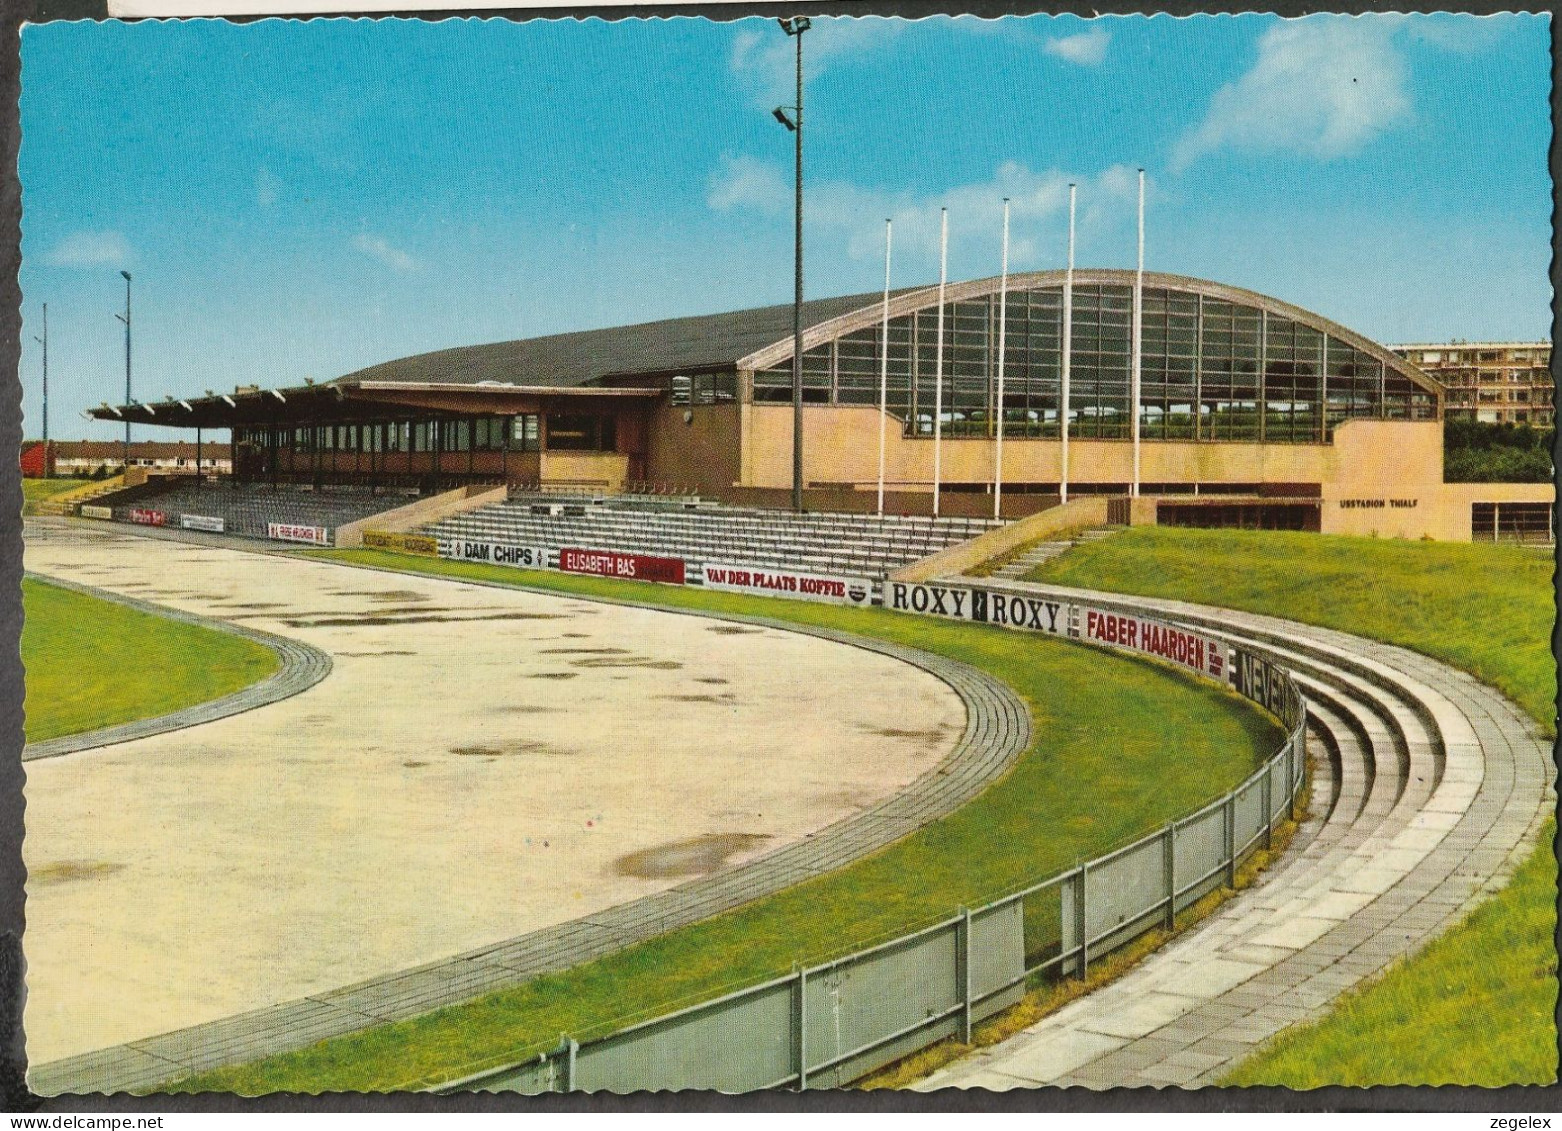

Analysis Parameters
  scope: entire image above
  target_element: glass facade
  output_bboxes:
[753,284,1438,442]
[238,415,543,459]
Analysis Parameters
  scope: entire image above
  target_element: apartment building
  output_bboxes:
[1391,341,1553,426]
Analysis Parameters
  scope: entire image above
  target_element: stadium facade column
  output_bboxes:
[196,427,202,485]
[1320,337,1329,443]
[1258,308,1269,444]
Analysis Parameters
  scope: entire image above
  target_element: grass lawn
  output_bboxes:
[22,576,280,744]
[1023,527,1557,1086]
[21,478,94,514]
[171,547,1284,1093]
[1223,818,1557,1087]
[1026,528,1555,736]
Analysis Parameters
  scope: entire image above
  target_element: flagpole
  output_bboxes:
[993,199,1010,521]
[1061,183,1075,505]
[933,207,948,519]
[1131,168,1144,499]
[877,218,893,517]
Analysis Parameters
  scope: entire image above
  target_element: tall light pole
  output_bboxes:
[774,15,810,512]
[33,303,47,477]
[115,270,132,471]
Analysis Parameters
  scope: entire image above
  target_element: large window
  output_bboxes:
[752,285,1437,443]
[511,414,541,452]
[546,414,616,452]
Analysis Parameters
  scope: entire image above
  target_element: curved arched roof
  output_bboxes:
[326,289,921,392]
[91,269,1439,429]
[738,269,1442,398]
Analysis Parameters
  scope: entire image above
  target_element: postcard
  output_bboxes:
[13,11,1556,1101]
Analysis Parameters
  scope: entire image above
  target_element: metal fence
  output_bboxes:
[438,617,1308,1095]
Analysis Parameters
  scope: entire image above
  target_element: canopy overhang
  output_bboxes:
[87,382,664,431]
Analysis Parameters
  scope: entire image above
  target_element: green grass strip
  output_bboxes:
[1028,528,1556,737]
[1224,818,1557,1087]
[22,576,280,744]
[21,478,95,514]
[172,547,1282,1094]
[1025,526,1557,1086]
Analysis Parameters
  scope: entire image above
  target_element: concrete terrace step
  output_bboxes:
[991,525,1124,581]
[917,577,1551,1091]
[422,500,994,579]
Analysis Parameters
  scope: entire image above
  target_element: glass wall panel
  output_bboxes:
[749,284,1437,443]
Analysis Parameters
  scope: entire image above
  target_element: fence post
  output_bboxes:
[558,1036,578,1093]
[1224,793,1237,888]
[1285,738,1296,821]
[959,907,973,1044]
[1074,864,1089,980]
[1163,823,1176,931]
[793,964,808,1092]
[1262,762,1274,851]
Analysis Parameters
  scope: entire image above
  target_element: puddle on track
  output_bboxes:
[30,861,127,887]
[614,833,775,879]
[450,740,572,757]
[569,656,682,670]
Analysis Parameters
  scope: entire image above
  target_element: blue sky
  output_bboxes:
[18,13,1553,441]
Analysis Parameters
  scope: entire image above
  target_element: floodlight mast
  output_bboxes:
[776,15,809,512]
[116,271,132,471]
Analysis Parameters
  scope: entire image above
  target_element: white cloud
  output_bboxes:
[42,230,132,268]
[1044,27,1110,66]
[1173,16,1410,171]
[730,16,907,108]
[708,157,1142,269]
[352,233,418,273]
[707,155,790,217]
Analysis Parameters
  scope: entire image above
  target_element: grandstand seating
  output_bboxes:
[423,495,1001,578]
[105,480,408,543]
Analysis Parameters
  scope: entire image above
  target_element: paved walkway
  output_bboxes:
[26,521,1029,1094]
[919,579,1553,1090]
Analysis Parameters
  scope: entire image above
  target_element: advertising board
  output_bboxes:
[1074,605,1228,681]
[179,514,225,533]
[702,563,872,607]
[559,547,685,585]
[129,508,168,527]
[882,581,1066,635]
[439,539,549,570]
[1230,648,1292,720]
[266,522,330,545]
[79,504,112,520]
[363,529,438,556]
